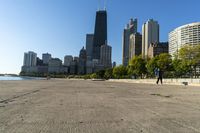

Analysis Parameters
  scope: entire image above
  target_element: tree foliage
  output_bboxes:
[172,58,191,77]
[146,56,159,77]
[128,56,146,78]
[104,68,113,79]
[157,53,172,71]
[178,45,200,77]
[113,65,128,79]
[96,70,105,79]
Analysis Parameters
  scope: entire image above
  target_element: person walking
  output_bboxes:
[155,68,163,84]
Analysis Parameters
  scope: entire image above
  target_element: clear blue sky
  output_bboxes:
[0,0,199,74]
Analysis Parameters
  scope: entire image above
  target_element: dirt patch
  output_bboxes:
[151,93,172,98]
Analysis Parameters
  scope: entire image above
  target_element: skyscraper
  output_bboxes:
[70,57,79,75]
[122,18,137,66]
[142,19,159,59]
[100,43,112,68]
[92,10,107,60]
[23,51,37,67]
[129,33,142,60]
[78,47,87,75]
[86,34,94,60]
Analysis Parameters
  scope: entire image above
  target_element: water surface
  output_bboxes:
[0,76,43,81]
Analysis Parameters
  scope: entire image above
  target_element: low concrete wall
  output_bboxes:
[108,78,200,86]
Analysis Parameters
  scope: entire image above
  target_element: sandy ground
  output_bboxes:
[0,79,200,133]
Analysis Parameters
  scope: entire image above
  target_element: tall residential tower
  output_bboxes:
[142,19,159,59]
[23,51,37,67]
[86,34,94,60]
[122,18,137,66]
[100,43,112,68]
[169,22,200,57]
[129,33,142,60]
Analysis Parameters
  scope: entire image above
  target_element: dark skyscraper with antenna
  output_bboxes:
[92,10,107,60]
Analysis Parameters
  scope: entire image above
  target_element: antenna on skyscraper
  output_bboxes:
[97,0,107,10]
[98,0,101,11]
[105,0,108,10]
[104,0,107,10]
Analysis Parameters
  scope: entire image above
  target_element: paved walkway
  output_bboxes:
[0,79,200,133]
[109,79,200,86]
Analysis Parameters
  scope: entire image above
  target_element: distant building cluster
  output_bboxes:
[122,18,200,66]
[21,9,200,73]
[122,19,168,66]
[21,10,113,75]
[22,52,66,74]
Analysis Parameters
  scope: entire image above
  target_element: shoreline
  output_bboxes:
[1,76,200,87]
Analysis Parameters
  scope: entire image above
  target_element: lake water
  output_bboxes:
[0,76,43,81]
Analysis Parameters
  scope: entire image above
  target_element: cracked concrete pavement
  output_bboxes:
[0,79,200,133]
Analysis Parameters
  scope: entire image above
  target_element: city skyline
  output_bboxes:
[0,0,200,74]
[20,9,112,75]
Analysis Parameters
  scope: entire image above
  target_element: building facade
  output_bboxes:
[42,53,51,64]
[142,19,159,59]
[48,58,62,73]
[86,60,93,74]
[169,22,200,57]
[36,57,43,66]
[78,47,87,75]
[70,59,78,75]
[64,55,73,67]
[148,42,169,58]
[92,10,107,60]
[23,51,37,67]
[86,34,94,60]
[22,51,43,73]
[129,33,142,60]
[122,18,137,66]
[100,44,112,68]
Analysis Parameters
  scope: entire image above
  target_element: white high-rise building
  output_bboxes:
[169,22,200,57]
[42,53,51,64]
[142,19,159,58]
[23,51,37,67]
[64,55,73,66]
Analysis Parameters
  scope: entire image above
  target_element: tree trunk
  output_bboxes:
[194,66,197,78]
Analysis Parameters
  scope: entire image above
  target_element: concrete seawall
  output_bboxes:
[108,78,200,86]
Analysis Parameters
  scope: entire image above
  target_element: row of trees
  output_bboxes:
[88,45,200,79]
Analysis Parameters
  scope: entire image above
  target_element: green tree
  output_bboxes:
[96,70,105,79]
[90,73,98,79]
[172,58,191,78]
[104,68,113,79]
[146,56,159,77]
[128,55,146,79]
[113,65,128,79]
[178,45,200,78]
[157,53,172,71]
